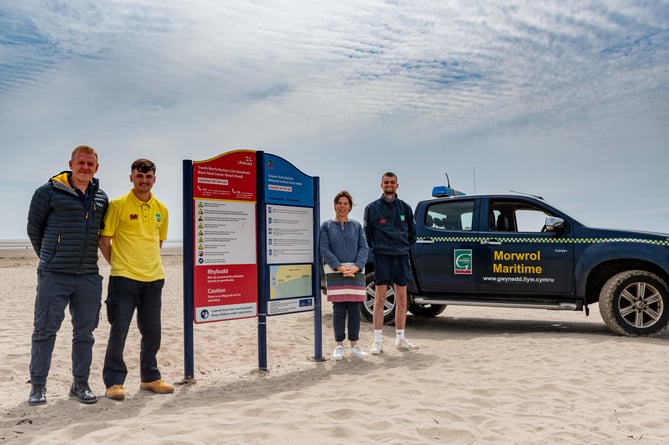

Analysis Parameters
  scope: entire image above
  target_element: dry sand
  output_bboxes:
[1,246,668,444]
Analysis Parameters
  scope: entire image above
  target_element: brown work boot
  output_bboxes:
[105,384,126,401]
[139,379,174,394]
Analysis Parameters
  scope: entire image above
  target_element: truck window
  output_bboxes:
[514,210,548,232]
[426,200,474,231]
[489,200,552,233]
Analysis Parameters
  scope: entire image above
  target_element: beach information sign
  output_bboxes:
[256,152,321,369]
[188,150,258,323]
[262,153,316,315]
[183,150,322,376]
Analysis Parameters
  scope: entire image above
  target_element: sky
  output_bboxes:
[1,0,668,241]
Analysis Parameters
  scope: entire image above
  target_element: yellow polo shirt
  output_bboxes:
[101,190,168,282]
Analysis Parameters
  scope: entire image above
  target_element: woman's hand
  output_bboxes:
[339,264,359,277]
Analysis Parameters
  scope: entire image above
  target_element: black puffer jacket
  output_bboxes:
[27,171,108,274]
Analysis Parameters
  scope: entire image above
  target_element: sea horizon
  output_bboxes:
[0,239,184,249]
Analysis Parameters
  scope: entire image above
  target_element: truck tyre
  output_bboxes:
[362,272,396,325]
[599,270,669,337]
[409,302,447,318]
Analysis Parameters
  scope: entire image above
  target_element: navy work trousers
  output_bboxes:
[332,301,362,342]
[30,271,102,385]
[103,276,165,387]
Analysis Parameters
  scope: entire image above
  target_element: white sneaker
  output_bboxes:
[350,345,368,359]
[333,345,344,361]
[396,338,419,350]
[370,340,383,355]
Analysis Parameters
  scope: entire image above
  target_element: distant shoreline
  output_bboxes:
[0,239,184,249]
[0,240,183,258]
[0,240,33,249]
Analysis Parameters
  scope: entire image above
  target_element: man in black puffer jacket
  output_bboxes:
[26,145,108,406]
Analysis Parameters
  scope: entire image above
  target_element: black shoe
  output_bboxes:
[28,384,47,406]
[70,381,98,404]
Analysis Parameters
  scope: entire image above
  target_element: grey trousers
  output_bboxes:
[29,270,102,385]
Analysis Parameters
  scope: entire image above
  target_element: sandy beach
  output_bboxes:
[1,245,669,444]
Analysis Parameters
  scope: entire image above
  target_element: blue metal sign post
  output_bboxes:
[182,160,195,381]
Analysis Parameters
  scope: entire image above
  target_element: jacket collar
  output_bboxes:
[50,171,97,194]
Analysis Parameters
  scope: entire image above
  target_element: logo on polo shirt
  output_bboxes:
[130,214,139,220]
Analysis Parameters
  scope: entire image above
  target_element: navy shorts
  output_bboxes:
[374,254,412,286]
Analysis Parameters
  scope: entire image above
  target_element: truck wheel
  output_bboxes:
[599,270,669,337]
[409,302,447,318]
[362,272,396,325]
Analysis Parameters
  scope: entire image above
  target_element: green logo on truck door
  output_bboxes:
[454,249,472,275]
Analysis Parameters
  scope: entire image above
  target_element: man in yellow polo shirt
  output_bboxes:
[98,158,173,401]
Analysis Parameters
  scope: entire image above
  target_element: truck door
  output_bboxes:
[477,198,574,295]
[412,198,479,293]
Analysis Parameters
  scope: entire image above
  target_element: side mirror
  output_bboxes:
[544,216,564,232]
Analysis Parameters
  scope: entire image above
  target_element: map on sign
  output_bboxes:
[269,264,312,299]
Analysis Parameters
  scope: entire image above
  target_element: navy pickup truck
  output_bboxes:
[363,187,669,337]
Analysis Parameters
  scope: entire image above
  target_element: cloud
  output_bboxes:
[0,0,668,238]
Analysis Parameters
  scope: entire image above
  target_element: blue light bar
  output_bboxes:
[431,186,466,198]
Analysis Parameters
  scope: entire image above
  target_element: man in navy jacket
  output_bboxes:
[363,172,417,354]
